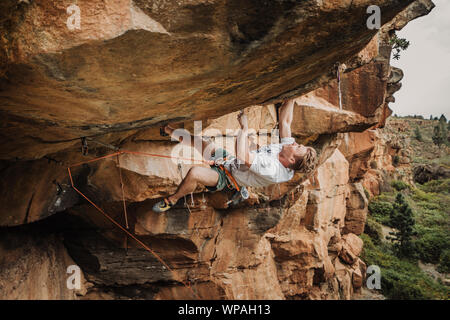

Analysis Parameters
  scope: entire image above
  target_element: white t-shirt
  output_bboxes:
[228,137,295,188]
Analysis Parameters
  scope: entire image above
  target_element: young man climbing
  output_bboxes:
[152,97,318,212]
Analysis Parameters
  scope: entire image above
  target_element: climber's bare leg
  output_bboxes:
[167,166,219,204]
[163,125,216,160]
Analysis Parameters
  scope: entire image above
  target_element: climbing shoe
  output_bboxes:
[152,198,174,213]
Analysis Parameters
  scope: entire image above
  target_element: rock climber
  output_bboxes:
[152,97,318,212]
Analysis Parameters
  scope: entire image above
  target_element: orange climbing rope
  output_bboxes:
[115,154,129,251]
[116,154,129,230]
[67,148,209,300]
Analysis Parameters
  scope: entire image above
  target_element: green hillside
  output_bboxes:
[386,116,450,167]
[360,116,450,300]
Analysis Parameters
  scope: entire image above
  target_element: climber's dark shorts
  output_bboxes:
[206,148,232,192]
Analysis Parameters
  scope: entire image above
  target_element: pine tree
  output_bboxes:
[444,121,449,146]
[413,126,422,142]
[387,193,416,256]
[432,124,445,148]
[432,116,448,148]
[439,115,448,144]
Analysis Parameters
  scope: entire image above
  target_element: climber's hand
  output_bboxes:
[237,111,248,130]
[163,124,174,136]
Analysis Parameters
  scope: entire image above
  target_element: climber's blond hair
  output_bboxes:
[292,147,317,173]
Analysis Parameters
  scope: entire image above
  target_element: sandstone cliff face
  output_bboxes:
[338,117,417,199]
[0,225,85,300]
[0,0,426,160]
[0,0,434,300]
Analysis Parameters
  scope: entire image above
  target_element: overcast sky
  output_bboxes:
[391,0,450,119]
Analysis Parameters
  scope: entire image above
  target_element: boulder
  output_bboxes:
[413,164,450,184]
[339,233,364,265]
[343,183,368,235]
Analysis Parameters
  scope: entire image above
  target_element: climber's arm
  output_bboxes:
[236,111,255,167]
[278,98,295,139]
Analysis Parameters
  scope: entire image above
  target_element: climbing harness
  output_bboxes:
[213,157,249,206]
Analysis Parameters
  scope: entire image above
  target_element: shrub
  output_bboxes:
[391,180,410,191]
[421,179,450,194]
[370,160,378,169]
[368,199,393,225]
[414,126,423,142]
[360,233,448,299]
[389,34,410,60]
[437,249,450,274]
[416,201,441,211]
[383,273,433,300]
[364,216,383,244]
[377,193,396,202]
[411,188,438,203]
[414,226,450,264]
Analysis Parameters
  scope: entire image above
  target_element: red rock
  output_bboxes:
[0,230,87,299]
[0,0,421,160]
[0,0,434,300]
[343,183,369,235]
[339,233,364,265]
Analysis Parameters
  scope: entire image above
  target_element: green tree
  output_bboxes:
[431,124,444,148]
[389,34,410,60]
[439,115,448,144]
[413,126,422,142]
[432,116,448,148]
[387,193,416,256]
